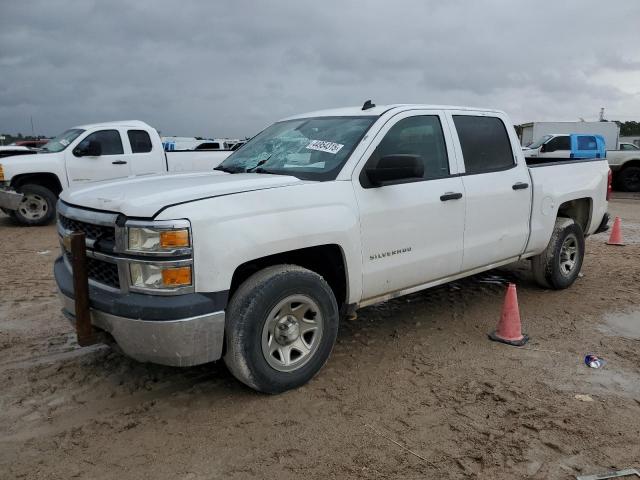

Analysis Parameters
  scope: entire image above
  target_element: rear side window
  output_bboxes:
[128,130,152,153]
[453,116,514,174]
[577,136,597,150]
[81,130,123,155]
[367,115,450,181]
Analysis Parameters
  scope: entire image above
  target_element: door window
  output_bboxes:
[545,135,570,152]
[127,130,152,153]
[453,115,514,173]
[195,142,220,150]
[79,130,124,155]
[362,115,449,186]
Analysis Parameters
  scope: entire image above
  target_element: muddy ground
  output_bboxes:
[1,194,639,480]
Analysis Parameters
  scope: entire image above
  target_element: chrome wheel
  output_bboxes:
[261,294,324,372]
[18,194,48,221]
[559,233,579,276]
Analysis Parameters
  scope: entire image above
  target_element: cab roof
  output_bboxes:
[74,120,152,130]
[281,104,505,121]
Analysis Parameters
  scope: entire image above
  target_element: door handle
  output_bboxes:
[440,192,463,201]
[112,160,127,165]
[512,182,529,190]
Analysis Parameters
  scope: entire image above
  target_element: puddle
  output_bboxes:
[599,310,640,339]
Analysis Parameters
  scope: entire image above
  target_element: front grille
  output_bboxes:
[65,252,120,289]
[59,215,116,243]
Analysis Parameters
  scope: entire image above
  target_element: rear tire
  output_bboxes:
[617,166,640,192]
[223,265,339,394]
[532,218,584,290]
[13,184,56,226]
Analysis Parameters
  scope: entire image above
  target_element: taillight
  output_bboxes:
[606,169,612,201]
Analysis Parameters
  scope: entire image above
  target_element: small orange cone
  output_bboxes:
[488,283,529,346]
[606,216,625,246]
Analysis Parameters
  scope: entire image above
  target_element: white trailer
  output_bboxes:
[520,121,619,150]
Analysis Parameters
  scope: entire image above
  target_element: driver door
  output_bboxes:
[353,110,465,301]
[65,129,131,185]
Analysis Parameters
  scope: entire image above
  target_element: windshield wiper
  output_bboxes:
[214,165,243,174]
[245,156,271,173]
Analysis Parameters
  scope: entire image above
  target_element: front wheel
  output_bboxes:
[531,218,584,289]
[13,184,57,226]
[224,265,339,393]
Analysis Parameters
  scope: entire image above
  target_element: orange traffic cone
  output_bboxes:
[606,216,625,246]
[488,283,529,346]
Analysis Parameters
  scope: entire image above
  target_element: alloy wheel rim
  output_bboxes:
[559,233,579,276]
[18,194,48,220]
[261,294,324,372]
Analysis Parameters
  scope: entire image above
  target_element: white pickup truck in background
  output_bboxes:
[523,133,640,191]
[55,103,610,393]
[0,120,232,225]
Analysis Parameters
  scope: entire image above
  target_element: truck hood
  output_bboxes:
[60,171,304,217]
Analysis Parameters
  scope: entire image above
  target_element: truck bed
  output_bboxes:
[524,158,609,256]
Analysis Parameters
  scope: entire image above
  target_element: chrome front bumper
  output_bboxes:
[59,292,225,367]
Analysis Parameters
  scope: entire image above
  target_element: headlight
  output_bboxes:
[126,221,191,255]
[130,263,192,290]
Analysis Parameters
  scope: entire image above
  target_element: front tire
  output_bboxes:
[532,218,584,289]
[223,265,339,393]
[13,184,57,226]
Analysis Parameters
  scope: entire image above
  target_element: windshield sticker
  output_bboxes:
[59,139,70,146]
[306,140,344,155]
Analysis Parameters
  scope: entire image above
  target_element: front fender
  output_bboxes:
[157,181,363,304]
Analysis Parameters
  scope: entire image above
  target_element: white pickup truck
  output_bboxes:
[0,120,232,225]
[523,133,640,191]
[55,103,610,393]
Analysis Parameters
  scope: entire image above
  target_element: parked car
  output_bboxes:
[0,145,36,158]
[12,139,49,149]
[162,136,241,151]
[523,133,640,191]
[0,121,232,225]
[54,103,610,393]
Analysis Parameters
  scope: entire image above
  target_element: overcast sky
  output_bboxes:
[1,1,639,138]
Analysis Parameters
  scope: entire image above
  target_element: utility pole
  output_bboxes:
[599,108,605,122]
[30,116,35,139]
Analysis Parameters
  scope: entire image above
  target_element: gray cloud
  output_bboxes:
[1,0,639,138]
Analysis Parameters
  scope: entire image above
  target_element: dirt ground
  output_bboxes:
[1,193,639,480]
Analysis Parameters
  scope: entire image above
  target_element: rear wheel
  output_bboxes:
[13,184,56,226]
[532,218,584,289]
[223,265,339,393]
[617,166,640,192]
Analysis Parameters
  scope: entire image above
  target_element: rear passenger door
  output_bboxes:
[125,129,165,175]
[64,129,131,184]
[354,110,466,300]
[447,112,531,271]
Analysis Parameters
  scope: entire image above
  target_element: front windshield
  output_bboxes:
[526,135,552,149]
[218,116,376,180]
[41,128,85,153]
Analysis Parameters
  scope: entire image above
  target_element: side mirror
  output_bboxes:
[73,140,102,157]
[365,154,424,186]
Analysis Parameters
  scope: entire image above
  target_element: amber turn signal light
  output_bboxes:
[160,229,190,248]
[161,266,192,287]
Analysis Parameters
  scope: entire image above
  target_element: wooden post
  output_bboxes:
[70,231,96,346]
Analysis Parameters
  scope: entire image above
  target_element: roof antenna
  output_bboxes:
[362,99,375,111]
